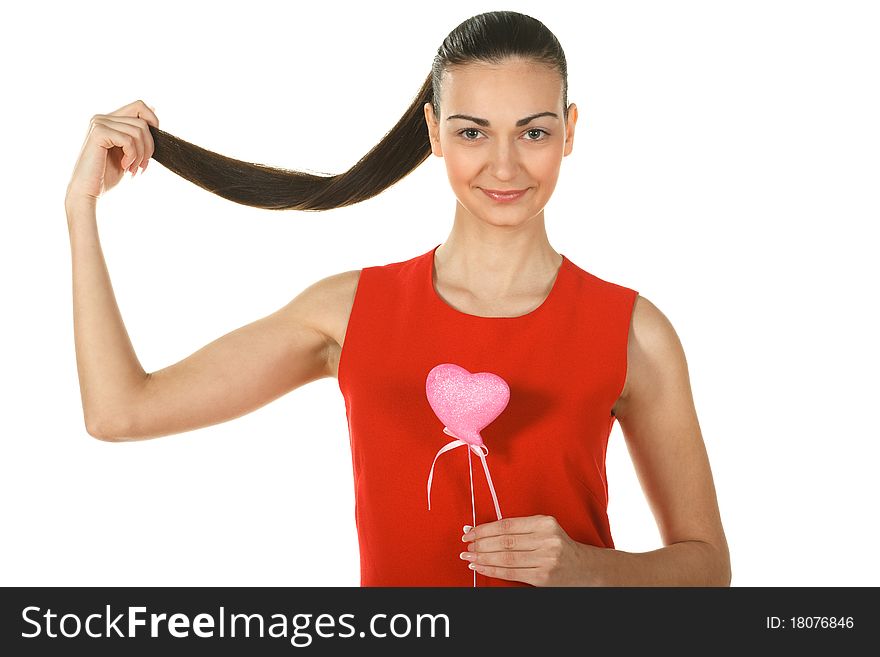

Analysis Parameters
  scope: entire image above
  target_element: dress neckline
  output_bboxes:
[426,243,568,320]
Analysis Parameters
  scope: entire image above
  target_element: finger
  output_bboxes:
[136,103,160,130]
[95,114,155,172]
[107,99,160,129]
[468,544,543,568]
[469,531,544,553]
[465,515,545,541]
[91,119,142,172]
[102,116,156,170]
[90,127,136,176]
[469,562,541,586]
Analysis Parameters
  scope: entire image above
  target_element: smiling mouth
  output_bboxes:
[481,188,529,202]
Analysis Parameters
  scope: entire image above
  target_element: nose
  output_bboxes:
[486,141,520,181]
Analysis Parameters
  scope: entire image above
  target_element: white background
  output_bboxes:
[1,0,877,586]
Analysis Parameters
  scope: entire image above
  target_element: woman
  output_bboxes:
[65,11,730,587]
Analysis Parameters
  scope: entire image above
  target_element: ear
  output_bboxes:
[563,102,578,157]
[424,102,443,157]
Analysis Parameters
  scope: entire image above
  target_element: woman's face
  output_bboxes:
[424,57,577,228]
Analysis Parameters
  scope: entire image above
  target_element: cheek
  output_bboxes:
[531,149,563,180]
[443,148,482,185]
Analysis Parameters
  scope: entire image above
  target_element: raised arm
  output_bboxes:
[65,99,348,442]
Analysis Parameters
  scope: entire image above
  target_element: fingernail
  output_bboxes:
[462,525,473,534]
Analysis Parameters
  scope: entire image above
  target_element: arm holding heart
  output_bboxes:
[460,514,727,586]
[460,297,731,586]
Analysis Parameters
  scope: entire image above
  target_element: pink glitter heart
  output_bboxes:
[425,363,510,447]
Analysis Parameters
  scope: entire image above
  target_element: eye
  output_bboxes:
[458,128,482,141]
[524,128,549,141]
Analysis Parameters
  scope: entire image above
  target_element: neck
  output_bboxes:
[436,203,562,298]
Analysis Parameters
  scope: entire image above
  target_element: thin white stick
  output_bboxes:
[468,447,476,588]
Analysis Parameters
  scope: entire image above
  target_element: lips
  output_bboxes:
[481,188,529,202]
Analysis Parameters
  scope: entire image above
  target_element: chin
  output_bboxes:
[478,211,536,228]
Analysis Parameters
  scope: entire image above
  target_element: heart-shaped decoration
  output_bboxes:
[425,363,510,447]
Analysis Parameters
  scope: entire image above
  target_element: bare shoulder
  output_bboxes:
[614,294,688,417]
[288,269,361,378]
[290,268,360,341]
[631,294,683,363]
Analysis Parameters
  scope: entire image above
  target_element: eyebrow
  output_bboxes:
[446,111,559,127]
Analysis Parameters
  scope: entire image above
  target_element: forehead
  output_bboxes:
[441,59,562,113]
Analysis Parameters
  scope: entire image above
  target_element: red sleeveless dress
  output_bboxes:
[337,244,638,586]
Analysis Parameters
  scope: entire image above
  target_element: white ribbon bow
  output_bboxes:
[427,426,503,521]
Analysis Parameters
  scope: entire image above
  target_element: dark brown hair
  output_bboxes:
[147,11,568,211]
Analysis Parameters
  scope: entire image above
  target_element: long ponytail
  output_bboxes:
[147,72,432,212]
